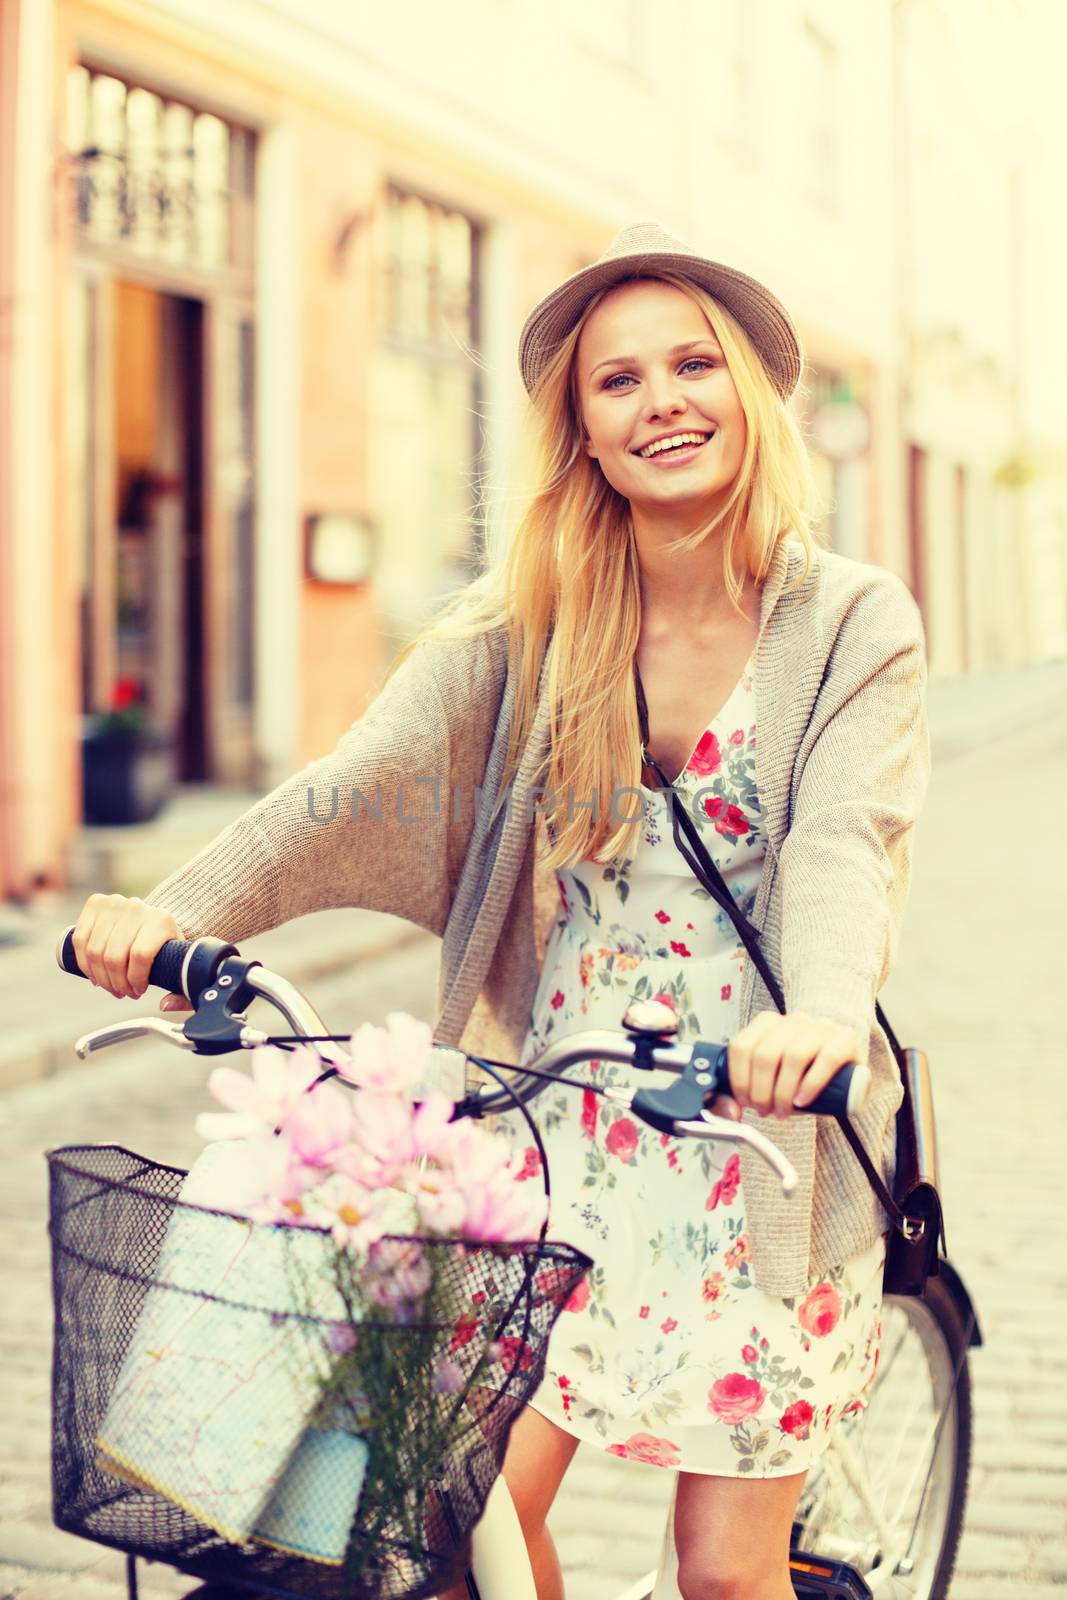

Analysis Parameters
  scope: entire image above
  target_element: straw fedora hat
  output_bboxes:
[518,219,803,401]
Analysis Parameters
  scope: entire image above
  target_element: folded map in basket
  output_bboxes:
[95,1140,367,1561]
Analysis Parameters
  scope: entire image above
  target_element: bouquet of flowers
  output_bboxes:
[91,1015,575,1591]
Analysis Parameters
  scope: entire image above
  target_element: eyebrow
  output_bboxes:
[590,339,721,378]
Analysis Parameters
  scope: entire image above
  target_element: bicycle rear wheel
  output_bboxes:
[791,1276,972,1600]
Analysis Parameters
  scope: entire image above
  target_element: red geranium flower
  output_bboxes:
[669,940,691,957]
[112,677,143,710]
[654,909,671,924]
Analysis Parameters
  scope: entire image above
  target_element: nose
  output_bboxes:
[642,371,688,423]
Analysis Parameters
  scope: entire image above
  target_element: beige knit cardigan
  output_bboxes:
[144,535,931,1297]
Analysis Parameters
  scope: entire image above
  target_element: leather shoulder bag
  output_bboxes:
[634,662,945,1298]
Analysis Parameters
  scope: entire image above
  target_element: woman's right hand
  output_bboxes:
[70,893,193,1012]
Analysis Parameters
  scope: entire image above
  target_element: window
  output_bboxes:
[66,65,255,271]
[374,189,484,642]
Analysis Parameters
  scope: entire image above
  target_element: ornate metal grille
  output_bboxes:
[66,65,255,272]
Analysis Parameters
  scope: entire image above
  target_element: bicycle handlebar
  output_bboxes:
[57,928,239,1006]
[57,925,870,1123]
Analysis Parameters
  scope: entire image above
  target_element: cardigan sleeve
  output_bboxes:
[142,635,488,945]
[776,575,931,1058]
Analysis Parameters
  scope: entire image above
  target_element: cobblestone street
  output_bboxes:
[0,677,1065,1598]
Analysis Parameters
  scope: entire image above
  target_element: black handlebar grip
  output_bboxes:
[57,928,239,1005]
[710,1046,871,1118]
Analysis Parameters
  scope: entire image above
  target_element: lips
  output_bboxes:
[632,430,716,457]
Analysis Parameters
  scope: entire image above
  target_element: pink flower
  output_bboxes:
[339,1011,435,1095]
[607,1433,681,1468]
[364,1237,432,1308]
[432,1359,466,1395]
[654,909,671,924]
[779,1400,814,1439]
[283,1078,357,1167]
[196,1045,327,1143]
[730,729,745,746]
[605,1117,639,1162]
[708,1372,766,1424]
[741,1343,758,1364]
[798,1282,842,1339]
[638,1305,650,1319]
[661,1317,678,1334]
[720,983,732,1001]
[550,989,565,1010]
[687,730,722,778]
[181,1132,313,1221]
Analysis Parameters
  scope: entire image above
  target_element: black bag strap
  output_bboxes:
[634,662,909,1234]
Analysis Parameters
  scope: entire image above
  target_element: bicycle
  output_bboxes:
[51,928,978,1600]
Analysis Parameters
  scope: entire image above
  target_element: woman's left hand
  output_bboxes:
[724,1010,864,1119]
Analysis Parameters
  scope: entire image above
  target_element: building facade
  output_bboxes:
[0,0,1061,901]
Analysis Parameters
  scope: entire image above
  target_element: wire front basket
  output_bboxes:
[47,1145,591,1600]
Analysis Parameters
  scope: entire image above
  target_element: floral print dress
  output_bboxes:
[497,651,886,1477]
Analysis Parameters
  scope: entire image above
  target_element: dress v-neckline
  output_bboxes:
[639,648,755,791]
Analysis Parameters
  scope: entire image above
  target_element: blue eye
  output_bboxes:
[603,357,714,391]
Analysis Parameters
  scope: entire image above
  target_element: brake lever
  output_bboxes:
[74,1016,200,1059]
[74,1016,274,1061]
[674,1111,800,1198]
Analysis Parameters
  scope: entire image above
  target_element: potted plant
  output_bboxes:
[81,677,175,825]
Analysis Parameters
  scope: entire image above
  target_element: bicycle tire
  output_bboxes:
[792,1274,972,1600]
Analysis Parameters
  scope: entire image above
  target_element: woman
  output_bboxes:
[71,221,930,1600]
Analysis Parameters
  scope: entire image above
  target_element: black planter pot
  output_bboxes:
[81,726,175,825]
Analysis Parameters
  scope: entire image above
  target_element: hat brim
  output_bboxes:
[518,249,803,401]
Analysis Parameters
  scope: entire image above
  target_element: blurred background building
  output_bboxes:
[0,0,1064,903]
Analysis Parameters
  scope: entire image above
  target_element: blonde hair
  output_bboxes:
[385,271,826,869]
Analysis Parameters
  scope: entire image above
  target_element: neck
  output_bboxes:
[632,512,757,633]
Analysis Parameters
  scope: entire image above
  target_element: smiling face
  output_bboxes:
[574,278,747,517]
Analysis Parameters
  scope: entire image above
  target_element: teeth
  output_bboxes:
[638,432,712,458]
